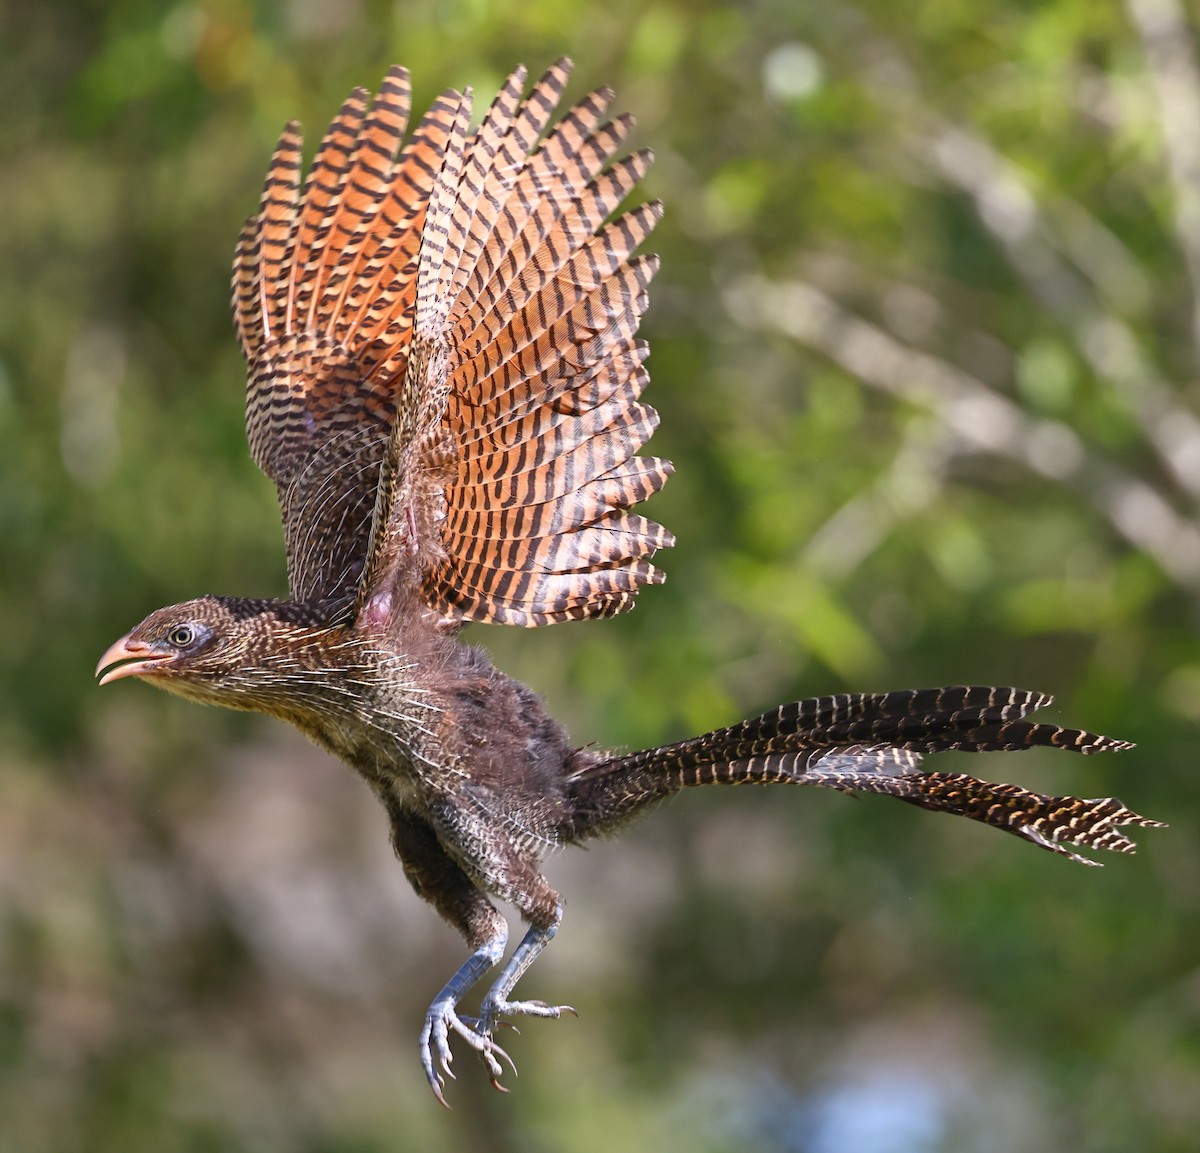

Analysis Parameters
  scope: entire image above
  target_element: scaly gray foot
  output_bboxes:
[420,995,516,1105]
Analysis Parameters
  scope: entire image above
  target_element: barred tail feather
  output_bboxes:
[565,686,1163,863]
[800,764,1163,866]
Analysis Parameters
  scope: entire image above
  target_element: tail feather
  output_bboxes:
[564,686,1163,863]
[800,759,1162,865]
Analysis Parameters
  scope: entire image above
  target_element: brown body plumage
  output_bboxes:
[96,62,1163,1103]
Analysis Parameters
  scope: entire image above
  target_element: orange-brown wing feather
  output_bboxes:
[233,68,459,606]
[359,61,673,628]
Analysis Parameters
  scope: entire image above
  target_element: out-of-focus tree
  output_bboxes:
[0,1,1195,1151]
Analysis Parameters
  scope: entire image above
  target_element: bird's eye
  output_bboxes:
[168,624,196,649]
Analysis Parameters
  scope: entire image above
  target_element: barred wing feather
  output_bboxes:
[233,68,459,606]
[360,59,674,627]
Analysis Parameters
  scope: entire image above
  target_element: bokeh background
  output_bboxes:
[2,0,1197,1149]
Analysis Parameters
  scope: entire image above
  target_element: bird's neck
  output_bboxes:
[221,600,446,768]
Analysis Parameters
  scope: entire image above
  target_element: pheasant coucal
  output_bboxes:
[96,61,1163,1102]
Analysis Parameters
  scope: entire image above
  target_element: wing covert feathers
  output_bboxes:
[234,60,669,619]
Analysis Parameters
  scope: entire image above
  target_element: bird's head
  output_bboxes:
[95,596,291,708]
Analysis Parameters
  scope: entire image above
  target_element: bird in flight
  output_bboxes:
[96,60,1163,1103]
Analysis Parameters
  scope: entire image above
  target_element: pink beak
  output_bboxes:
[95,635,175,685]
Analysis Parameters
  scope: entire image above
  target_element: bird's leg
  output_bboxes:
[477,903,576,1035]
[386,805,516,1102]
[418,797,575,1090]
[419,925,515,1101]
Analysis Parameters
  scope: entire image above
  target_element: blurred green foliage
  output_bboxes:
[1,0,1197,1150]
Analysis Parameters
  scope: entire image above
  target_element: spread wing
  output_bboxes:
[357,59,674,627]
[235,60,672,624]
[233,67,459,607]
